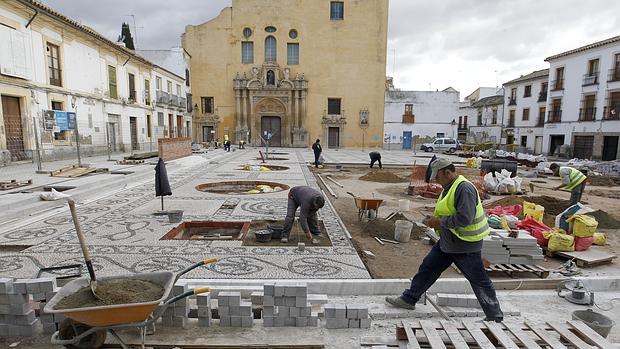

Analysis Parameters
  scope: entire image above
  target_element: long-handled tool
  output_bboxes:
[529,182,569,193]
[67,199,100,300]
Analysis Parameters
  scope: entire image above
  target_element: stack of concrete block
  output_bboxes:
[32,278,63,334]
[323,303,370,329]
[494,230,544,265]
[196,293,211,327]
[481,235,510,264]
[436,293,480,308]
[261,282,319,327]
[161,285,188,328]
[0,278,42,337]
[218,291,253,327]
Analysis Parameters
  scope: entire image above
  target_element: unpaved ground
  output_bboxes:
[314,164,620,279]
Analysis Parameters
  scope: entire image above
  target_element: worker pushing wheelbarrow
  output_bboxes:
[347,192,383,221]
[44,258,218,349]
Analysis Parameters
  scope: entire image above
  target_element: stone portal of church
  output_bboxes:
[233,63,308,147]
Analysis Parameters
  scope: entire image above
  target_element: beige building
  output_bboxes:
[183,0,388,148]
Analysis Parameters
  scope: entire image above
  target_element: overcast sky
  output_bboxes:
[39,0,620,97]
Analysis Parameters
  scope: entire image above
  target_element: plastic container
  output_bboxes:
[167,210,184,223]
[398,199,410,211]
[254,230,272,243]
[394,220,414,243]
[572,309,615,338]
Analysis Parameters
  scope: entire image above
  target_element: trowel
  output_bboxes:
[67,199,101,300]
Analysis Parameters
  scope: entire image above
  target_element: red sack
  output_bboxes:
[487,205,522,216]
[574,236,594,251]
[530,230,548,246]
[516,217,551,246]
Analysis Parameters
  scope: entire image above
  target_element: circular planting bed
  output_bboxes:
[196,181,290,195]
[238,164,290,171]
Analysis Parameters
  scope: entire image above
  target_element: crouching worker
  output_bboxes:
[369,151,382,169]
[281,186,325,244]
[549,163,587,206]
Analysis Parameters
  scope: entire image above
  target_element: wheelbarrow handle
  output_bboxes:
[346,192,356,198]
[175,258,219,282]
[165,287,211,306]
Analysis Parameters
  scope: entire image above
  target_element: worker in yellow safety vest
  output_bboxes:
[385,158,504,322]
[549,163,587,205]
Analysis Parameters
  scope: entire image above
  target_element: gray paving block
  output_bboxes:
[12,280,27,295]
[196,293,210,306]
[264,282,275,296]
[218,295,229,306]
[334,303,346,319]
[197,308,210,318]
[18,319,42,336]
[250,291,263,305]
[308,294,329,305]
[0,294,8,305]
[346,307,357,319]
[163,308,175,318]
[25,280,40,294]
[295,296,307,308]
[241,316,253,327]
[10,302,32,315]
[285,317,296,326]
[53,313,65,323]
[0,278,14,294]
[0,323,7,336]
[263,316,274,327]
[8,293,28,304]
[295,316,307,327]
[173,307,188,317]
[0,304,9,314]
[263,295,274,306]
[295,284,307,297]
[42,322,57,334]
[198,317,211,327]
[161,315,174,327]
[219,316,231,327]
[274,285,285,297]
[274,296,285,306]
[39,314,55,324]
[323,304,336,318]
[172,285,185,296]
[218,306,229,316]
[300,306,311,317]
[231,316,242,327]
[14,309,36,325]
[32,293,46,302]
[360,318,371,329]
[277,306,289,317]
[273,316,285,327]
[284,286,297,296]
[263,306,275,317]
[348,319,360,328]
[285,296,296,307]
[307,316,318,327]
[325,317,341,329]
[289,307,300,317]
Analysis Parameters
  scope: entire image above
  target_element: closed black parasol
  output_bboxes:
[155,158,172,211]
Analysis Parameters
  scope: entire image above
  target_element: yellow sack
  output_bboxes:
[567,214,598,237]
[246,189,261,194]
[523,201,544,222]
[543,230,574,253]
[593,232,607,246]
[466,158,475,168]
[259,166,271,171]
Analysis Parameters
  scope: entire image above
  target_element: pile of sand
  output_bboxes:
[586,210,620,230]
[359,170,408,183]
[588,175,620,187]
[363,213,425,240]
[55,279,165,310]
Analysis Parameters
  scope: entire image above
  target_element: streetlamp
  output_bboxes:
[70,96,82,167]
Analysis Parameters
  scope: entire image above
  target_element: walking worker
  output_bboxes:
[281,186,325,244]
[385,158,504,322]
[369,151,382,169]
[549,163,587,205]
[312,139,322,168]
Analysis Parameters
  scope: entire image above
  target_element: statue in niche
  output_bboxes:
[283,68,290,80]
[266,70,275,85]
[251,67,259,80]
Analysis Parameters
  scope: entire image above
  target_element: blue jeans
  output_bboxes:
[401,243,504,319]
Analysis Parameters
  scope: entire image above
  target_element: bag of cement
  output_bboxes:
[512,176,522,192]
[496,177,516,193]
[483,172,498,191]
[504,215,519,229]
[593,232,607,246]
[39,188,71,201]
[544,229,574,253]
[487,215,502,229]
[523,201,545,222]
[574,236,593,251]
[567,214,598,237]
[555,203,594,231]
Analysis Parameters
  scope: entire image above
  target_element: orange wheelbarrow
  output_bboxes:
[347,192,384,221]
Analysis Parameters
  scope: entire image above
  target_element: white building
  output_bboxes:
[466,94,505,144]
[544,35,620,160]
[502,69,548,154]
[384,88,460,150]
[0,0,191,164]
[458,87,502,142]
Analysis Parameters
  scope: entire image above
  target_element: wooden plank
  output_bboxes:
[461,321,496,349]
[402,321,422,349]
[484,321,519,349]
[524,321,567,349]
[419,320,446,349]
[568,320,617,349]
[504,323,542,349]
[547,321,594,349]
[553,248,617,267]
[439,320,468,349]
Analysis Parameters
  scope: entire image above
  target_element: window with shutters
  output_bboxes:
[144,79,150,105]
[242,42,254,64]
[330,1,344,20]
[107,65,117,99]
[287,43,299,65]
[522,108,530,121]
[47,43,62,86]
[201,97,214,114]
[328,98,341,115]
[265,36,277,63]
[158,112,164,126]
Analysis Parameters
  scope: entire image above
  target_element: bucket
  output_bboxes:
[398,199,410,211]
[255,230,272,243]
[394,220,414,243]
[267,224,284,239]
[572,309,615,338]
[167,210,183,223]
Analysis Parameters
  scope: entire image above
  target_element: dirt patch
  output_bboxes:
[243,220,333,246]
[588,175,620,187]
[359,170,409,183]
[363,213,425,241]
[588,189,620,200]
[55,279,164,309]
[586,210,620,230]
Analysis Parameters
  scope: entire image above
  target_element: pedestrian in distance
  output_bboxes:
[549,163,587,206]
[280,186,325,245]
[385,158,504,323]
[369,151,382,169]
[312,139,322,168]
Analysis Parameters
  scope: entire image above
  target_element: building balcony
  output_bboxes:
[169,94,179,107]
[402,114,415,124]
[128,90,136,103]
[536,119,545,127]
[551,79,564,91]
[458,124,468,131]
[547,110,562,123]
[508,97,517,106]
[603,105,620,120]
[578,107,597,121]
[582,73,599,86]
[507,118,515,128]
[608,68,620,83]
[156,90,169,105]
[538,92,547,102]
[179,97,187,110]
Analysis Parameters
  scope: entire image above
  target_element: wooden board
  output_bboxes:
[50,164,97,178]
[0,179,32,190]
[402,321,422,349]
[486,263,550,278]
[524,321,568,349]
[124,151,158,160]
[567,320,617,349]
[550,248,617,267]
[484,321,520,349]
[420,320,447,349]
[547,322,595,349]
[440,320,469,349]
[461,321,496,349]
[117,159,145,165]
[103,345,323,349]
[504,323,542,349]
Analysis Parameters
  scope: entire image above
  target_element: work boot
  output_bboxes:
[482,317,503,323]
[280,237,288,243]
[385,296,415,310]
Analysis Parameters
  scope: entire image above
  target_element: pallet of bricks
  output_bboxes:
[0,277,63,337]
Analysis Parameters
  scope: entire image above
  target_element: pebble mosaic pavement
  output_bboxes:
[0,149,370,279]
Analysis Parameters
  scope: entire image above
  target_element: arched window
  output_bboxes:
[265,36,277,63]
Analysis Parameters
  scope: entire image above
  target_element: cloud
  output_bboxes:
[39,0,620,97]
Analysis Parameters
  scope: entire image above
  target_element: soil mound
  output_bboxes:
[487,195,571,216]
[586,210,620,229]
[588,189,620,199]
[55,279,164,310]
[363,213,425,240]
[588,175,620,187]
[359,170,408,183]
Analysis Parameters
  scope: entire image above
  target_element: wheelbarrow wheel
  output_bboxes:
[58,318,107,349]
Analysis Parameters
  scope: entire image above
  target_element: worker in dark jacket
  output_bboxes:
[385,158,504,323]
[312,139,322,168]
[369,151,382,169]
[281,186,325,244]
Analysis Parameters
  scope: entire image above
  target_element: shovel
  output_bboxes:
[67,199,101,300]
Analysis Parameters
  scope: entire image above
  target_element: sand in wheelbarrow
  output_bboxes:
[359,170,409,183]
[363,213,426,240]
[55,279,165,310]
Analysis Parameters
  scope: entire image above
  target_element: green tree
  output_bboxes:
[118,22,135,50]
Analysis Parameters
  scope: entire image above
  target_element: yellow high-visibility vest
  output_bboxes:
[560,166,586,191]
